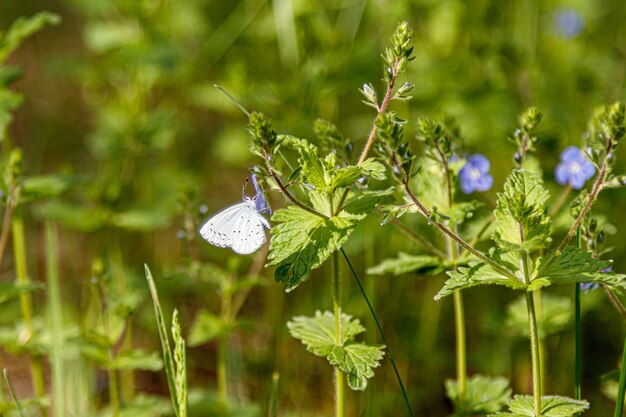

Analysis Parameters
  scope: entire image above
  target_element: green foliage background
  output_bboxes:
[2,0,626,416]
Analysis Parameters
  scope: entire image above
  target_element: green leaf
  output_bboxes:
[287,311,384,391]
[21,174,79,201]
[281,135,327,189]
[287,311,365,356]
[0,281,41,305]
[507,294,572,339]
[359,158,387,181]
[0,12,61,62]
[111,349,163,371]
[493,170,551,253]
[445,374,511,415]
[435,251,524,300]
[268,191,390,291]
[328,343,384,391]
[530,246,624,290]
[367,252,443,275]
[490,395,589,416]
[188,310,234,346]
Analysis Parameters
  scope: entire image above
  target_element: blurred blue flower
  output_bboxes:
[581,266,611,294]
[554,146,595,189]
[579,282,599,293]
[554,9,584,39]
[459,154,493,194]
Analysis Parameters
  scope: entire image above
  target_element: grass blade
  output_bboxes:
[3,369,26,417]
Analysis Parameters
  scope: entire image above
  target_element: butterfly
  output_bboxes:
[199,175,271,254]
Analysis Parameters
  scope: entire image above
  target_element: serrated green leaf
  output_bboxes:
[111,349,163,371]
[328,343,384,390]
[268,191,391,291]
[287,311,365,356]
[287,311,383,391]
[282,135,327,189]
[490,395,589,417]
[435,251,524,300]
[446,374,511,415]
[188,310,234,346]
[331,166,363,189]
[507,294,572,339]
[359,158,387,181]
[367,253,442,275]
[530,246,624,290]
[493,170,551,253]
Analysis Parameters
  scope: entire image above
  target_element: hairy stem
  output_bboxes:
[402,182,518,280]
[574,228,582,408]
[332,251,344,417]
[453,290,466,398]
[265,159,328,219]
[521,251,542,416]
[334,60,400,215]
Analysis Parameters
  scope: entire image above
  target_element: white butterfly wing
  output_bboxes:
[199,202,247,248]
[200,200,270,254]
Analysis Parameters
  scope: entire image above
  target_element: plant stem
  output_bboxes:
[332,251,345,417]
[402,182,518,280]
[11,211,48,417]
[453,290,467,398]
[377,208,447,258]
[46,222,65,417]
[334,59,400,215]
[108,369,120,417]
[340,249,414,417]
[521,250,542,416]
[218,288,232,405]
[614,335,626,417]
[574,228,582,406]
[0,186,17,270]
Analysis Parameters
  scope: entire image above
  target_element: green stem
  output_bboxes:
[453,290,467,398]
[340,249,414,417]
[46,222,65,417]
[536,288,545,396]
[108,369,120,417]
[522,248,542,416]
[218,286,233,404]
[575,228,582,405]
[614,335,626,417]
[11,211,48,417]
[525,291,542,416]
[332,251,345,417]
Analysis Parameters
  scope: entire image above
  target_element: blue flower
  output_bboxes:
[553,9,584,39]
[579,282,599,294]
[554,146,595,189]
[459,154,494,194]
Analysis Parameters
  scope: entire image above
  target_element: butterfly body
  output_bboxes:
[200,194,270,254]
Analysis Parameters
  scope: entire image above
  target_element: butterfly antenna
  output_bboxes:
[214,84,250,117]
[242,177,250,199]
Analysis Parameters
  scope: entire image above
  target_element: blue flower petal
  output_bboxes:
[570,174,586,190]
[460,174,475,194]
[554,163,569,185]
[580,160,595,179]
[474,174,494,192]
[467,154,490,174]
[560,146,581,162]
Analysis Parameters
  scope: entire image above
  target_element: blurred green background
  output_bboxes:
[2,0,626,416]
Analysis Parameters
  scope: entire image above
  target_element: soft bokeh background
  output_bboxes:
[2,0,626,416]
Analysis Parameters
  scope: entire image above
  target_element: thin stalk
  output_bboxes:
[218,290,232,404]
[108,369,120,417]
[11,211,47,417]
[334,59,401,215]
[265,159,328,219]
[340,249,414,417]
[522,251,542,416]
[614,335,626,417]
[0,186,17,270]
[535,288,545,396]
[378,209,447,258]
[332,251,344,417]
[604,286,626,320]
[548,185,572,217]
[574,228,582,405]
[453,291,466,398]
[46,222,65,417]
[3,369,25,417]
[402,182,518,281]
[268,372,279,417]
